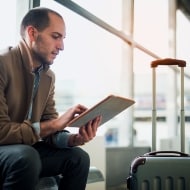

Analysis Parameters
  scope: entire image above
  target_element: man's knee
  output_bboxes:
[1,144,41,176]
[72,147,90,167]
[0,145,42,189]
[15,145,41,169]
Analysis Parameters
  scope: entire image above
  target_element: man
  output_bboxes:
[0,7,101,190]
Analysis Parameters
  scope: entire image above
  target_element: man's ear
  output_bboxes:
[27,26,37,41]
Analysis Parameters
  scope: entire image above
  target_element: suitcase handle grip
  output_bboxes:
[144,151,189,157]
[151,58,186,68]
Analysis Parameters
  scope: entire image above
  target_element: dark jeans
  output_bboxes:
[0,142,90,190]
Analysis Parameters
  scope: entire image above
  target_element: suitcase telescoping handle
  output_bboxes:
[150,58,186,152]
[151,58,186,68]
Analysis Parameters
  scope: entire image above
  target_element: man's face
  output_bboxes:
[32,13,66,65]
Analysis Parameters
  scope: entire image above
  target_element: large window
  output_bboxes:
[40,0,128,144]
[0,0,17,49]
[1,0,190,149]
[39,0,190,148]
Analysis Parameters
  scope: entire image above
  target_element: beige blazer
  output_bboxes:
[0,40,58,145]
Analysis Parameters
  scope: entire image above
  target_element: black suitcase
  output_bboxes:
[127,58,190,190]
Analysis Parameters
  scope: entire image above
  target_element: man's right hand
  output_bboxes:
[39,104,88,137]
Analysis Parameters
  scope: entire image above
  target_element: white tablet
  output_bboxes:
[67,94,135,127]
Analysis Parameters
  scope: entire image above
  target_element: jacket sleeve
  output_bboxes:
[0,115,40,145]
[0,98,40,145]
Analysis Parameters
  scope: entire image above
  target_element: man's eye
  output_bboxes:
[52,35,60,39]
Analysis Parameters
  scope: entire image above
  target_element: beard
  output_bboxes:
[32,49,53,68]
[32,35,54,67]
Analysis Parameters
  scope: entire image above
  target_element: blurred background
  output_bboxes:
[1,0,190,189]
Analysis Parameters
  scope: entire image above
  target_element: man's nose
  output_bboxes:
[58,40,64,51]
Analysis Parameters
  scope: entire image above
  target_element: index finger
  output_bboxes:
[74,104,88,115]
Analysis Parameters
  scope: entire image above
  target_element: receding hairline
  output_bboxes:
[20,7,64,37]
[31,7,63,19]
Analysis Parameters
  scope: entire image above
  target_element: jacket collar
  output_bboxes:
[18,39,49,73]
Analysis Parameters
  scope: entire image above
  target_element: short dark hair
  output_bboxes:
[20,7,63,37]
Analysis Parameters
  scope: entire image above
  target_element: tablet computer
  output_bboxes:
[67,94,135,127]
